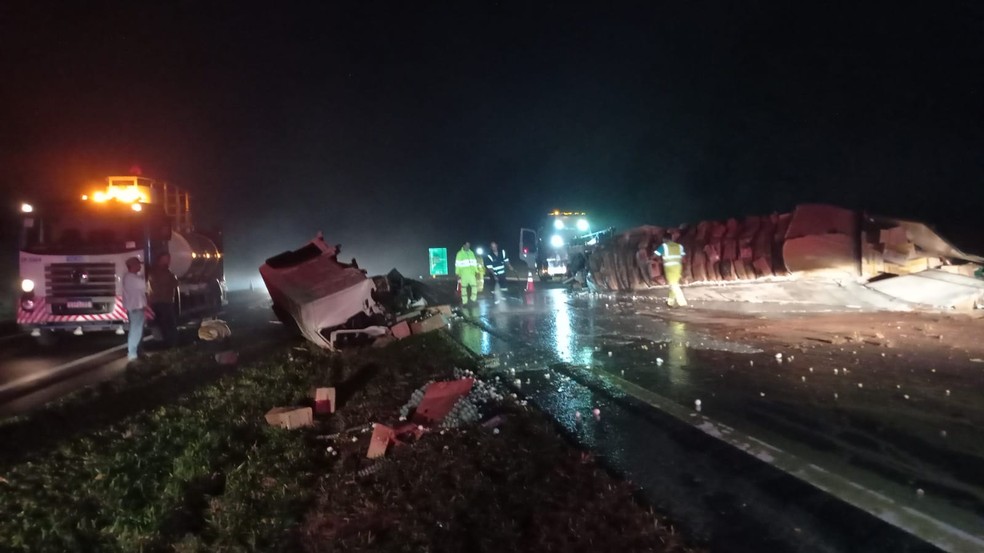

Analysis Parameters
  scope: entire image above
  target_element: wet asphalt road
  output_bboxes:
[449,286,983,552]
[0,291,273,417]
[3,284,980,551]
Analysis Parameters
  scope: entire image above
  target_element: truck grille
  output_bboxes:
[45,263,118,298]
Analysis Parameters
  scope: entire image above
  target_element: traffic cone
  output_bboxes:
[526,272,535,292]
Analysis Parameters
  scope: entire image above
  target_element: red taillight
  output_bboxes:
[523,248,529,254]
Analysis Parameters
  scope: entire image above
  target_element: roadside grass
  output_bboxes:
[0,333,699,553]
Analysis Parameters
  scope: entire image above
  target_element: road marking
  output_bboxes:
[0,339,147,396]
[453,320,984,553]
[605,374,984,553]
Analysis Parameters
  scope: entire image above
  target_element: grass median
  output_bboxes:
[0,333,700,553]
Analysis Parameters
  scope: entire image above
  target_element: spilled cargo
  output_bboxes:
[587,204,984,311]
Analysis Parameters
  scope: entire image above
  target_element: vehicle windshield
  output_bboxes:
[21,206,146,255]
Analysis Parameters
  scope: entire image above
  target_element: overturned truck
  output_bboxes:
[589,204,984,311]
[260,235,450,349]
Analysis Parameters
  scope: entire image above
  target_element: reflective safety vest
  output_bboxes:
[485,249,509,276]
[455,248,479,276]
[655,241,685,267]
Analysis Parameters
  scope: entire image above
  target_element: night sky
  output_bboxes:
[2,2,982,283]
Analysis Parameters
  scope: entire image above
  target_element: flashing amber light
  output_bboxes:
[108,185,148,203]
[131,203,142,212]
[192,252,198,259]
[548,210,586,216]
[81,194,89,201]
[90,185,149,204]
[204,253,212,259]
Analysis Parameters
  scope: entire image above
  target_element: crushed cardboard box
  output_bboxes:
[264,406,313,429]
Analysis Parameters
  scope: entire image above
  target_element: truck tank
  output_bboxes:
[168,230,221,280]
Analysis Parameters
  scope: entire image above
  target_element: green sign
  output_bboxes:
[429,247,449,276]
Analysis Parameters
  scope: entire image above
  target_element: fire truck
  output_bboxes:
[17,176,226,344]
[518,210,611,281]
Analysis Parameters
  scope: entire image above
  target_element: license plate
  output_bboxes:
[67,301,93,309]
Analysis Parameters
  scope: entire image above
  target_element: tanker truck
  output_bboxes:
[16,176,227,344]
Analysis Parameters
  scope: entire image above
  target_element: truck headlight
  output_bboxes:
[553,219,565,230]
[550,235,564,248]
[21,279,35,293]
[577,219,589,232]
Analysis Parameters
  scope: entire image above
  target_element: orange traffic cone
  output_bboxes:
[526,272,535,292]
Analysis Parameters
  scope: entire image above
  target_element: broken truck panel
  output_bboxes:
[260,235,385,349]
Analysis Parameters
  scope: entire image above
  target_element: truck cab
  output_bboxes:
[519,211,600,280]
[17,176,226,344]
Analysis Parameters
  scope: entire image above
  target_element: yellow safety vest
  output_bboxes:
[657,241,684,267]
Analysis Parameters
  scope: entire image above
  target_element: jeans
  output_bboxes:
[127,309,145,359]
[151,302,178,348]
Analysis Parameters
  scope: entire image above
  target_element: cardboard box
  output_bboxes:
[410,314,448,335]
[264,407,313,429]
[312,387,336,414]
[390,320,412,339]
[367,424,396,459]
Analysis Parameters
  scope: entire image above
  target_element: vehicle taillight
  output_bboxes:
[523,248,528,254]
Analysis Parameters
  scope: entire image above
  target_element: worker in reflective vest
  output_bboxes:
[655,234,688,307]
[455,241,481,305]
[485,241,513,304]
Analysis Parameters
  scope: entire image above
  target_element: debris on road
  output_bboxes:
[312,387,336,414]
[261,236,455,349]
[214,350,239,365]
[586,203,984,312]
[367,424,396,459]
[260,234,386,350]
[198,318,231,341]
[264,406,314,429]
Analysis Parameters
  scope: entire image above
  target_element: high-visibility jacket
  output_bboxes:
[655,241,685,267]
[485,249,509,276]
[455,248,480,280]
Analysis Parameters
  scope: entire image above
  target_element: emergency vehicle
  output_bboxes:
[518,210,610,280]
[17,176,226,344]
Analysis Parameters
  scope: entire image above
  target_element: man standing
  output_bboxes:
[655,234,688,307]
[122,256,147,361]
[484,241,513,304]
[148,252,179,348]
[455,241,480,305]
